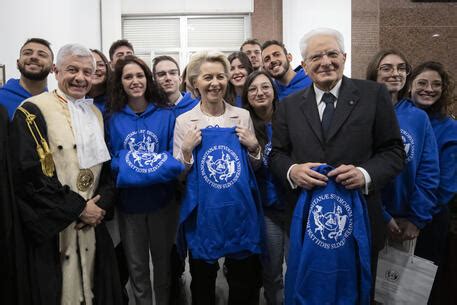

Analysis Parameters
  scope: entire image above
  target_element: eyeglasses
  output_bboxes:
[378,64,411,75]
[155,69,180,79]
[306,50,342,62]
[247,83,273,95]
[95,61,107,70]
[414,79,442,90]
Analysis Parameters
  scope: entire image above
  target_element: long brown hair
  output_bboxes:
[409,61,456,118]
[225,51,253,106]
[109,55,169,113]
[366,49,411,101]
[88,49,111,97]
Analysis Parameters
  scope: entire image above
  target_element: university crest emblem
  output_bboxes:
[400,128,415,163]
[124,130,167,173]
[307,193,353,249]
[385,269,400,283]
[200,145,241,189]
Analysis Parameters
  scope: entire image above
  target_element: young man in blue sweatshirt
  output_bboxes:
[0,38,53,119]
[152,55,198,118]
[261,40,312,100]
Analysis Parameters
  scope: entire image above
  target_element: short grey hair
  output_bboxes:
[186,51,230,95]
[299,28,345,60]
[56,43,95,69]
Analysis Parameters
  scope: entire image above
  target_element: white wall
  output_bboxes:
[121,0,253,15]
[282,0,352,76]
[0,0,102,90]
[0,0,353,88]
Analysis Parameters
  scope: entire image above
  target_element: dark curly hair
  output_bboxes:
[409,61,456,118]
[109,55,169,113]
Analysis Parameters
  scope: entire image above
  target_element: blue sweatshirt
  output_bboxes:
[93,94,107,115]
[108,103,184,213]
[382,99,439,228]
[276,68,312,101]
[172,92,199,118]
[256,122,285,209]
[285,165,371,305]
[0,78,44,119]
[234,95,243,108]
[429,115,457,210]
[179,127,262,261]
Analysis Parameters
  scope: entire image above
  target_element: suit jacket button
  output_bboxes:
[349,100,354,105]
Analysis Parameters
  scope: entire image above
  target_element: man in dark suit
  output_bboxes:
[270,27,405,293]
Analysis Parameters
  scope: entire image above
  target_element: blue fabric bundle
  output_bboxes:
[179,127,262,261]
[108,102,181,213]
[285,165,371,305]
[113,149,184,187]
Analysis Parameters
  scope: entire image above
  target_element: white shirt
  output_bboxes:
[286,80,372,193]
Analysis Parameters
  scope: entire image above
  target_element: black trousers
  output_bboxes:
[189,254,262,305]
[415,206,451,304]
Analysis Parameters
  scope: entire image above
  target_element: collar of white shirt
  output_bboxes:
[314,79,343,106]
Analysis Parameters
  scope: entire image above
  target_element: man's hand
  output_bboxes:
[328,164,365,189]
[396,218,420,240]
[79,195,105,227]
[290,162,327,190]
[387,218,402,241]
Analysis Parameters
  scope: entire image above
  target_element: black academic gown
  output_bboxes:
[9,102,122,305]
[0,105,31,305]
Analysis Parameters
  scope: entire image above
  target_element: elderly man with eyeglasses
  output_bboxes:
[269,28,405,304]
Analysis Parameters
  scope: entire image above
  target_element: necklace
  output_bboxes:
[200,102,225,117]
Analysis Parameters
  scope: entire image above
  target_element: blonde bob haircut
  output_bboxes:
[186,51,230,96]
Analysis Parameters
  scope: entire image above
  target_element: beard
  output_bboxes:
[17,62,51,81]
[268,60,290,81]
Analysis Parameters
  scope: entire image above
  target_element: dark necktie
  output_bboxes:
[321,92,335,137]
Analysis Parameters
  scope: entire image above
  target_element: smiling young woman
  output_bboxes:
[225,51,253,107]
[108,55,185,305]
[366,50,440,250]
[410,61,457,303]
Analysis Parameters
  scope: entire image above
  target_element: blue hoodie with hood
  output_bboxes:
[0,79,43,119]
[382,99,439,228]
[172,92,199,118]
[179,127,263,262]
[108,102,184,213]
[276,67,312,101]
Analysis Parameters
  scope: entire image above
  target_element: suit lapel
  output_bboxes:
[299,87,324,144]
[326,76,359,141]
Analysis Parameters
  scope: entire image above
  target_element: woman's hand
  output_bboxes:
[236,126,260,154]
[181,125,202,162]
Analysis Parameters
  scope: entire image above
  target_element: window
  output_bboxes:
[122,15,250,69]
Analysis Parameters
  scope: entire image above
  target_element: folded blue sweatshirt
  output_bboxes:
[285,165,371,305]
